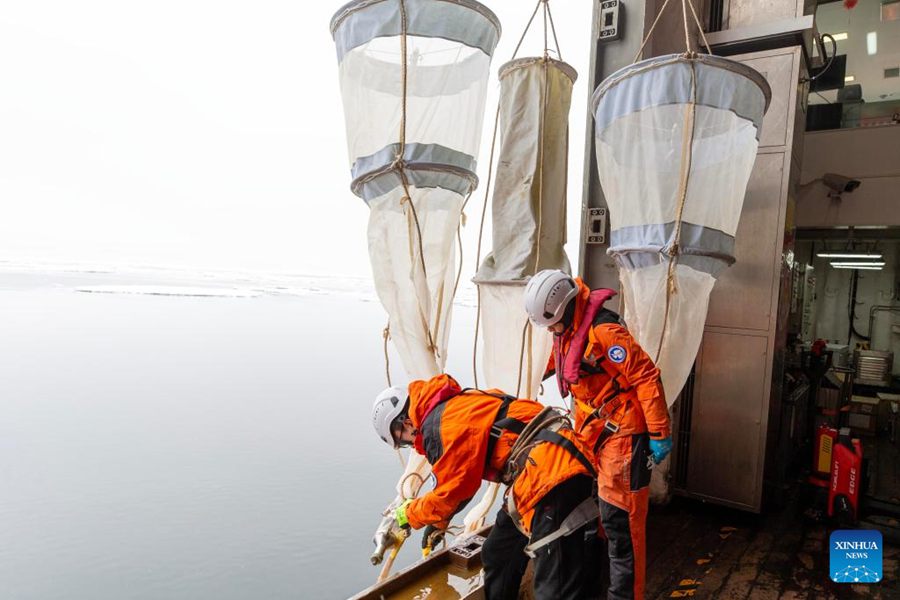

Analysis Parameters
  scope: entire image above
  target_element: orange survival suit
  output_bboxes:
[403,374,592,534]
[403,374,598,599]
[548,278,670,600]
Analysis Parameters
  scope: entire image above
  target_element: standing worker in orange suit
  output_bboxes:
[524,269,673,600]
[371,374,598,600]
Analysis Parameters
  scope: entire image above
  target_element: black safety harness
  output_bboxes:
[465,389,595,482]
[418,387,600,551]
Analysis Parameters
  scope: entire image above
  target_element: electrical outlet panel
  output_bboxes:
[586,207,608,245]
[599,0,621,41]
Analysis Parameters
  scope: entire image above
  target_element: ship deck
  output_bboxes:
[352,435,900,599]
[643,433,900,599]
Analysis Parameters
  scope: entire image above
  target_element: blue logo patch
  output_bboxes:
[830,529,882,583]
[608,345,627,363]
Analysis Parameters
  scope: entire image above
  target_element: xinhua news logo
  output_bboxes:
[830,529,882,583]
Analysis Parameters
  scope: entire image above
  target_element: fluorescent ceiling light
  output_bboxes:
[817,252,883,259]
[867,32,877,55]
[845,75,856,82]
[831,32,849,41]
[831,262,886,267]
[831,265,884,270]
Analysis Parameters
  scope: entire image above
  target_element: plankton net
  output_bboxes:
[331,0,500,382]
[592,50,771,405]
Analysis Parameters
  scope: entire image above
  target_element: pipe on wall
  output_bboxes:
[868,305,900,347]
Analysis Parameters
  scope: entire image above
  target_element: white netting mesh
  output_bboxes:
[479,284,553,399]
[339,36,491,168]
[596,104,759,237]
[619,263,716,403]
[368,186,463,381]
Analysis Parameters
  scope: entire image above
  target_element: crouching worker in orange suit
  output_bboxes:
[525,269,673,600]
[372,374,599,600]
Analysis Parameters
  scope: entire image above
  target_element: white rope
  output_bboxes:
[396,0,439,360]
[686,0,712,54]
[680,0,693,54]
[634,0,711,62]
[633,0,675,63]
[383,322,392,386]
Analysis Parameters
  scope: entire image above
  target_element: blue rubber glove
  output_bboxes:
[649,437,673,464]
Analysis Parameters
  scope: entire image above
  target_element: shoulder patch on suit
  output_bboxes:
[608,345,627,363]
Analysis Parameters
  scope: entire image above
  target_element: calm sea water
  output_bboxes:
[0,267,490,599]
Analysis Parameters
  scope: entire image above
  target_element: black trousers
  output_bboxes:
[482,475,597,600]
[599,498,635,600]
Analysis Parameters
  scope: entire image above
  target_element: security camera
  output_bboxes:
[823,173,861,196]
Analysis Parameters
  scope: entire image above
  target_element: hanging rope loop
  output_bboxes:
[653,61,698,364]
[633,0,675,63]
[383,322,393,386]
[680,0,693,54]
[633,0,711,63]
[687,0,713,55]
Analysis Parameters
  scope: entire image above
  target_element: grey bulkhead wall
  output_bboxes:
[579,0,706,289]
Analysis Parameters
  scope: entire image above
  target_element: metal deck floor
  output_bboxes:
[644,468,900,599]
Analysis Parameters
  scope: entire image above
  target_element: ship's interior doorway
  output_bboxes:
[787,228,900,528]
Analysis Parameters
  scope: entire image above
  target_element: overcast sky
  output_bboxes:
[0,1,592,278]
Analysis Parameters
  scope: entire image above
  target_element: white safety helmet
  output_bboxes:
[372,386,409,448]
[524,269,579,328]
